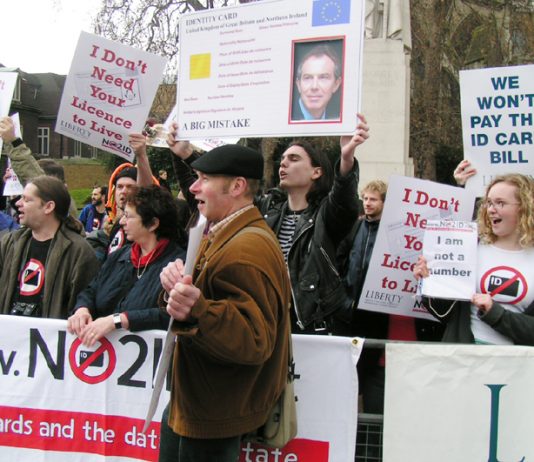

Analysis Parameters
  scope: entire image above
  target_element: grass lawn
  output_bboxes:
[71,188,93,211]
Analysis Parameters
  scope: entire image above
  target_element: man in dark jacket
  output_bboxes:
[165,114,369,334]
[336,180,443,413]
[0,176,99,319]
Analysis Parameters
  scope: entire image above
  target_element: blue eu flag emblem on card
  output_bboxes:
[312,0,351,26]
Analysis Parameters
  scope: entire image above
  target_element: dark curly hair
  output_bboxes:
[125,185,184,243]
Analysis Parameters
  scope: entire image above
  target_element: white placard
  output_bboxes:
[384,343,534,462]
[460,64,534,196]
[3,159,24,196]
[55,31,167,161]
[421,220,478,300]
[163,105,239,151]
[177,0,365,139]
[358,175,477,319]
[0,71,18,153]
[0,316,361,462]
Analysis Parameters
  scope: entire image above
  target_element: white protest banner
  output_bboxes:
[177,0,365,139]
[0,71,18,154]
[460,64,534,196]
[55,32,167,162]
[358,175,476,319]
[384,343,534,462]
[421,220,478,301]
[3,159,24,196]
[0,316,360,461]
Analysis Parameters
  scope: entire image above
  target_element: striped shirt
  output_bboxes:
[278,210,302,260]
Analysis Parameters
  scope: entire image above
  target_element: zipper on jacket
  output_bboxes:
[286,221,314,330]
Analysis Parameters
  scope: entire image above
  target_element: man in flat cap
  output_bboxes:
[159,144,292,461]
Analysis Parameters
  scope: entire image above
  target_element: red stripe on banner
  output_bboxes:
[0,405,330,461]
[239,439,329,461]
[0,406,160,461]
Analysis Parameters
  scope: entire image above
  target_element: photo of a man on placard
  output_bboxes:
[290,39,344,122]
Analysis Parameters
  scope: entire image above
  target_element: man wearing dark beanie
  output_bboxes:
[159,144,291,462]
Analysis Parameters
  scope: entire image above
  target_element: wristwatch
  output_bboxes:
[113,313,123,329]
[11,138,24,148]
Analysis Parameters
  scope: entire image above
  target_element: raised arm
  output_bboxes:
[339,113,369,176]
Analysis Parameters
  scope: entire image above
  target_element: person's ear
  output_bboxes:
[42,200,56,216]
[311,167,323,180]
[332,77,342,94]
[230,177,247,196]
[148,217,160,233]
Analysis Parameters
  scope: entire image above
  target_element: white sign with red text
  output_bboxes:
[177,0,365,139]
[0,316,361,461]
[55,31,167,161]
[358,176,476,319]
[384,343,534,461]
[460,64,534,196]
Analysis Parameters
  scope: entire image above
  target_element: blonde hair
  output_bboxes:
[361,180,387,201]
[478,173,534,247]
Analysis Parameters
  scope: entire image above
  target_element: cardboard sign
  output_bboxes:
[421,220,478,300]
[56,32,167,161]
[177,0,365,139]
[460,64,534,196]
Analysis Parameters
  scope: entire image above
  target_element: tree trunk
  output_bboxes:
[410,0,448,180]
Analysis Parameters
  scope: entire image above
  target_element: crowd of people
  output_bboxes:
[1,107,533,460]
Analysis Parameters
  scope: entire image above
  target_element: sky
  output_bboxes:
[0,0,102,75]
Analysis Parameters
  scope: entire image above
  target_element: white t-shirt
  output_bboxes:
[470,244,534,344]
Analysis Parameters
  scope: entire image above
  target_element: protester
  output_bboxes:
[79,185,108,233]
[166,115,368,334]
[158,169,172,193]
[68,185,186,345]
[86,133,159,259]
[414,173,534,345]
[291,43,343,121]
[0,175,99,318]
[158,144,291,462]
[335,180,443,413]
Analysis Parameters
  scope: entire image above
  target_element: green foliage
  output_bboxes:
[70,188,93,211]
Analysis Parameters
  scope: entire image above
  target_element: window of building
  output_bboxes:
[37,127,50,156]
[74,141,82,157]
[90,146,98,159]
[12,76,21,102]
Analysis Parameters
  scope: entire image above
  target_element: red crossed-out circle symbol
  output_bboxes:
[69,337,117,384]
[20,259,45,296]
[480,265,527,305]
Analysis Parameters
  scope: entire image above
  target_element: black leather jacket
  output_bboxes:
[257,161,359,332]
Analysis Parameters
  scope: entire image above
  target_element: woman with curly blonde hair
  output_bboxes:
[414,173,534,345]
[477,173,534,248]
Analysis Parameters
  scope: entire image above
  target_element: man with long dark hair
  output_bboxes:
[0,176,99,319]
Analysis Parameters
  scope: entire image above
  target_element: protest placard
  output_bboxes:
[421,220,478,300]
[176,0,365,139]
[55,32,167,161]
[3,159,24,196]
[0,71,18,154]
[358,175,476,319]
[460,64,534,196]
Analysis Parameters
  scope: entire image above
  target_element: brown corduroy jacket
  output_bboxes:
[167,207,291,438]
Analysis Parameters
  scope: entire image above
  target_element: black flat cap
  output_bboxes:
[191,144,263,180]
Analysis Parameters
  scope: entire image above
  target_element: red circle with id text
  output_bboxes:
[69,337,117,384]
[480,265,527,305]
